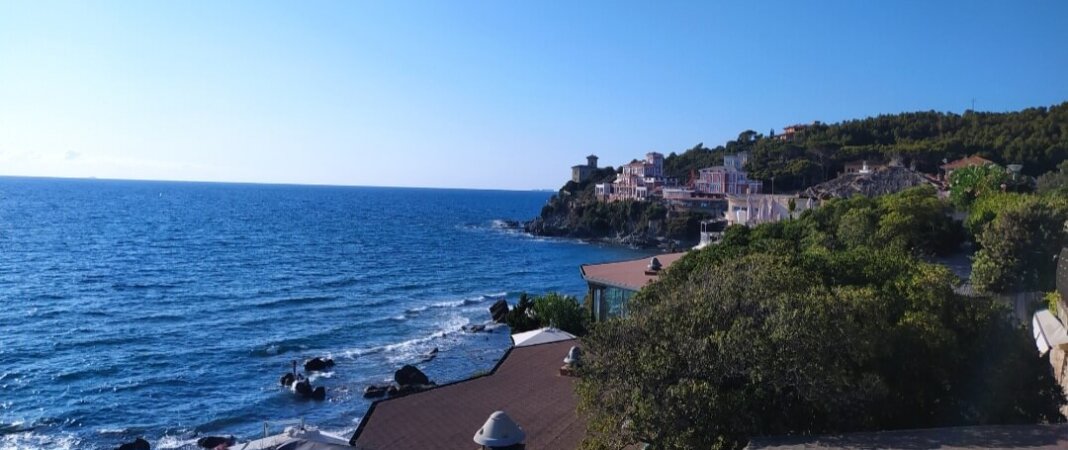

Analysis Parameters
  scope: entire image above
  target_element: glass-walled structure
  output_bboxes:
[580,252,686,323]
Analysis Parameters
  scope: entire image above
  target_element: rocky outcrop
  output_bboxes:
[804,166,937,200]
[304,357,335,372]
[489,299,510,323]
[293,379,326,400]
[394,365,430,387]
[116,438,150,450]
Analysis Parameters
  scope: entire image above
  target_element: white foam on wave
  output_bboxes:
[430,292,504,309]
[341,314,471,360]
[96,427,128,434]
[0,432,79,450]
[307,371,335,382]
[155,434,198,449]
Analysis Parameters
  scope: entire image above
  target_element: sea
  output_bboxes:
[0,177,648,450]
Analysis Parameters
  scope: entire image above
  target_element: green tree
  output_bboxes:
[1037,160,1068,197]
[504,293,539,333]
[530,292,588,335]
[578,200,1064,449]
[507,292,589,336]
[971,197,1068,293]
[948,164,1008,208]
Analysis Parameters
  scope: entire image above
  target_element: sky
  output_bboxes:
[1,1,1066,190]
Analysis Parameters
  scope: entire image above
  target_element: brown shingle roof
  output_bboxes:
[352,340,583,450]
[580,252,686,291]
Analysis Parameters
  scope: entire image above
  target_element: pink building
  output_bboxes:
[693,152,762,195]
[596,152,668,201]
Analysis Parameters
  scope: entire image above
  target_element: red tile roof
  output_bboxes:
[351,340,583,450]
[580,252,686,291]
[941,155,994,170]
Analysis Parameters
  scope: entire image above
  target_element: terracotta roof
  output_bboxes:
[351,340,583,450]
[580,252,686,291]
[941,155,994,170]
[746,424,1068,449]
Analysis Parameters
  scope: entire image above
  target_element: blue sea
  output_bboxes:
[0,177,647,450]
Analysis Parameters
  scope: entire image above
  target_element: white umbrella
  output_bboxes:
[1032,310,1068,355]
[511,327,576,347]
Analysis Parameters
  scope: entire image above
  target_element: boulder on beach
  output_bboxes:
[394,364,430,387]
[304,357,335,372]
[116,437,150,450]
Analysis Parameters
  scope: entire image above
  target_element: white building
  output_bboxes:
[725,194,816,227]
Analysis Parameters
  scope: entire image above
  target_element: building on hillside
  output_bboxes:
[570,154,599,183]
[688,151,763,195]
[776,123,811,142]
[695,167,763,195]
[725,194,816,227]
[940,155,994,179]
[580,252,686,322]
[804,165,938,200]
[842,160,887,175]
[661,188,727,214]
[595,152,673,201]
[724,151,749,171]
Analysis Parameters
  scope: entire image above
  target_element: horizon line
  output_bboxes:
[0,173,560,193]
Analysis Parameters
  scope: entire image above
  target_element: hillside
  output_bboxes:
[528,102,1068,243]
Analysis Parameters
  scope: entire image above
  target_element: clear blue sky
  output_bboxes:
[2,1,1066,190]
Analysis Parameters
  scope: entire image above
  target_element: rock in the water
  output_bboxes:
[363,384,389,398]
[394,364,430,387]
[280,372,296,387]
[312,386,326,400]
[419,347,438,363]
[463,324,487,333]
[489,299,509,323]
[386,383,432,397]
[292,379,326,401]
[197,436,235,449]
[304,357,335,372]
[116,437,150,450]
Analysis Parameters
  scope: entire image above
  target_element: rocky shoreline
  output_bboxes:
[498,218,689,250]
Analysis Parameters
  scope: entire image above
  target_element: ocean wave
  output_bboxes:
[155,433,198,450]
[317,275,366,289]
[341,315,470,359]
[52,366,119,382]
[0,431,80,450]
[249,341,310,358]
[431,292,504,309]
[249,295,341,309]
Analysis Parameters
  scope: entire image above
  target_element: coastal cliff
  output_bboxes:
[524,168,706,248]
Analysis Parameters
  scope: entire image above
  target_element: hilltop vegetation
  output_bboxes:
[530,102,1068,242]
[683,103,1068,192]
[577,187,1066,450]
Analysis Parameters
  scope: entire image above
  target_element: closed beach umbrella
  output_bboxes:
[510,327,576,347]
